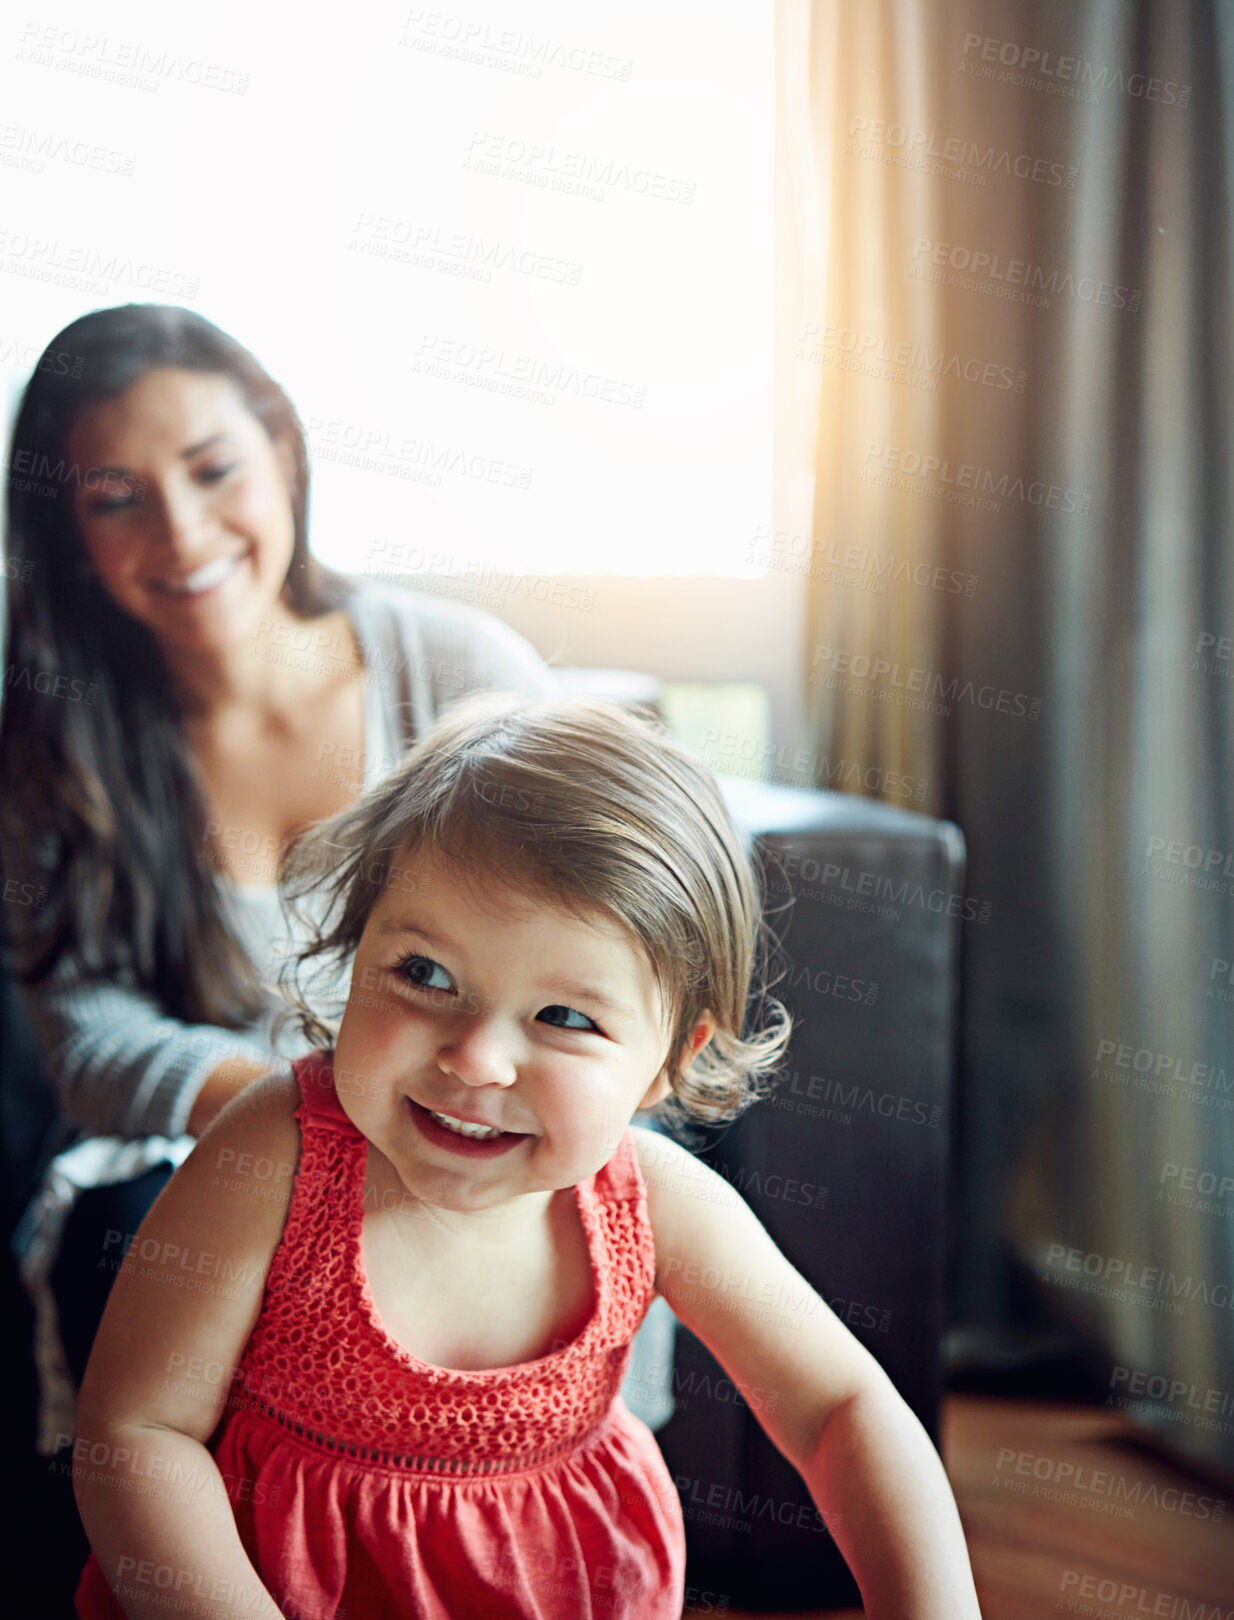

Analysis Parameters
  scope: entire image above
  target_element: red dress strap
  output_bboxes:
[292,1049,356,1131]
[592,1127,648,1206]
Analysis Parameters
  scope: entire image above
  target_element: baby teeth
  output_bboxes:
[429,1110,503,1140]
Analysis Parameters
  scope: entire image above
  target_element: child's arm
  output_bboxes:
[73,1070,303,1620]
[633,1126,983,1620]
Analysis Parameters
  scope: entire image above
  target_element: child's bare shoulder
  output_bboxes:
[628,1122,695,1178]
[628,1123,744,1225]
[213,1064,302,1132]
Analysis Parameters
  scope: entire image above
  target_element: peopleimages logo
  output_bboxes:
[349,213,584,286]
[995,1447,1225,1521]
[1109,1364,1234,1418]
[397,10,634,81]
[809,643,1041,722]
[413,334,646,409]
[1043,1242,1234,1312]
[15,23,250,94]
[0,123,137,177]
[1059,1571,1232,1619]
[797,320,1027,392]
[1158,1161,1234,1219]
[860,441,1091,516]
[0,231,199,299]
[847,116,1076,189]
[1107,1365,1234,1441]
[961,33,1191,106]
[911,238,1140,311]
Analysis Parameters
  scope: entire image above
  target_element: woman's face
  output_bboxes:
[65,367,297,655]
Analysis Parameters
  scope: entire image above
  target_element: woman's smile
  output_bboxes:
[147,549,250,599]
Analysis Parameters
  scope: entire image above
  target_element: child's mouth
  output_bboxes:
[406,1099,531,1158]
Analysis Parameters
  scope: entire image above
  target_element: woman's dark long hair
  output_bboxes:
[0,304,353,1026]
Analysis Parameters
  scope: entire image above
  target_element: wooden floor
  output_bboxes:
[687,1391,1234,1617]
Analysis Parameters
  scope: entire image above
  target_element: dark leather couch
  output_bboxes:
[653,772,967,1612]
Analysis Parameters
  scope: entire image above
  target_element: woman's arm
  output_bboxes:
[632,1127,983,1620]
[74,1069,302,1618]
[19,960,277,1140]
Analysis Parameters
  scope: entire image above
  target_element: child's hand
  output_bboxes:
[632,1127,982,1620]
[74,1070,301,1619]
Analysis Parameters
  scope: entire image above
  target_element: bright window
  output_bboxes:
[2,0,772,579]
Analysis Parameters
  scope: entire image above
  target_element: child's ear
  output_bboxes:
[637,1012,717,1112]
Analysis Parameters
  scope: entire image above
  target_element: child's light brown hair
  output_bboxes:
[279,692,791,1129]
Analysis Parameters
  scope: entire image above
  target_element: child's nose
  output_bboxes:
[436,1019,518,1088]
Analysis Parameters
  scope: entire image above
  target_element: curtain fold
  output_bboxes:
[786,0,1234,1474]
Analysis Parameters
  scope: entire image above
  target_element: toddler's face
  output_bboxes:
[332,845,700,1215]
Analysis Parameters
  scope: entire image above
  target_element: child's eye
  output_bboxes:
[538,1004,601,1033]
[395,953,455,994]
[196,462,238,485]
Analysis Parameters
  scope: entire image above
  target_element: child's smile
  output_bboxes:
[406,1097,534,1158]
[332,844,688,1218]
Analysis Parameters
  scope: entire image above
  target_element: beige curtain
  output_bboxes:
[781,0,951,818]
[782,0,1234,1475]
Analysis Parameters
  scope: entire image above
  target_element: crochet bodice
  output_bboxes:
[223,1051,658,1476]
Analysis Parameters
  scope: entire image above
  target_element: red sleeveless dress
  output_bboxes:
[76,1050,686,1619]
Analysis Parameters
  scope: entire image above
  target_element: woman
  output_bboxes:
[2,306,673,1460]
